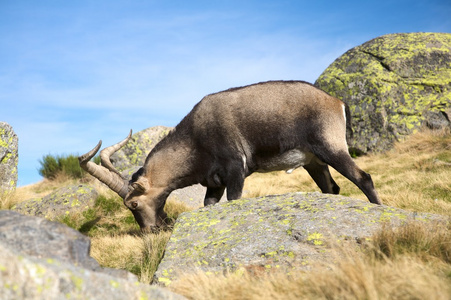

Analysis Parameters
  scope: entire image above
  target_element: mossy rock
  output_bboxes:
[12,184,98,220]
[0,122,18,192]
[154,192,445,285]
[315,32,451,153]
[111,126,173,171]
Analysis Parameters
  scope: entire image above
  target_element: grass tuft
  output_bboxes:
[57,194,140,236]
[138,231,173,283]
[368,221,451,264]
[164,198,193,225]
[0,190,19,210]
[89,230,172,283]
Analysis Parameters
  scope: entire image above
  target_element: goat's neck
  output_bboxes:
[143,138,200,193]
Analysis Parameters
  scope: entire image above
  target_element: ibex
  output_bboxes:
[79,81,381,230]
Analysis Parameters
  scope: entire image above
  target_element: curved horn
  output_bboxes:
[100,129,132,176]
[78,130,132,198]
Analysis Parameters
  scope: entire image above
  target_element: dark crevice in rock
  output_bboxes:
[361,50,392,72]
[423,110,451,130]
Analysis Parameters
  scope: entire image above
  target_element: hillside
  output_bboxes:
[2,128,451,299]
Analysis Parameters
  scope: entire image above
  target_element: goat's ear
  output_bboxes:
[132,177,150,193]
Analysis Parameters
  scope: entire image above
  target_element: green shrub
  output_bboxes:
[38,155,60,179]
[38,153,100,180]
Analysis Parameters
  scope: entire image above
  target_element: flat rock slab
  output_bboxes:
[12,184,98,220]
[154,192,445,285]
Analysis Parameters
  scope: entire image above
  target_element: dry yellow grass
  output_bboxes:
[0,182,51,209]
[90,234,143,269]
[1,189,26,209]
[170,246,450,300]
[170,221,451,300]
[90,230,172,283]
[172,259,450,300]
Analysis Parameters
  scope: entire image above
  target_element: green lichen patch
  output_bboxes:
[307,232,324,246]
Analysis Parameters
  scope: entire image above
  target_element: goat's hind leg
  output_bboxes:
[322,150,382,205]
[303,158,340,194]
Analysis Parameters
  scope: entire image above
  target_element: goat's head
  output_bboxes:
[78,130,168,231]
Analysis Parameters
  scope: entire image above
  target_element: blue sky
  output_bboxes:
[1,1,450,186]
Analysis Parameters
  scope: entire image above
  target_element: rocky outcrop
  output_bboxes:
[0,122,18,192]
[315,32,451,153]
[154,192,446,285]
[12,184,98,220]
[0,210,185,300]
[111,126,172,172]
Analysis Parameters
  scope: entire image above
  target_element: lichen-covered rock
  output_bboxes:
[0,122,18,192]
[154,192,445,285]
[315,32,451,153]
[12,184,98,220]
[0,212,185,300]
[111,126,173,171]
[0,210,100,271]
[0,210,133,279]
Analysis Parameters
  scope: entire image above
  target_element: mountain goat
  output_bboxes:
[79,81,381,230]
